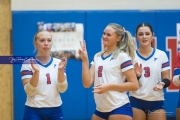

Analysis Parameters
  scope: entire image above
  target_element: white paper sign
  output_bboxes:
[50,23,84,59]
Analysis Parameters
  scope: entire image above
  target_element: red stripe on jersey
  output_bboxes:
[121,60,132,69]
[162,62,169,68]
[21,70,33,76]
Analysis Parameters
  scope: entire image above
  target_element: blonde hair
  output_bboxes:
[96,23,135,61]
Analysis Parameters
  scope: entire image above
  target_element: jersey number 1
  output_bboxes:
[46,73,51,84]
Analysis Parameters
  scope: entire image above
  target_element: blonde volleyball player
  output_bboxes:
[172,52,180,120]
[78,23,139,120]
[129,23,170,120]
[20,30,68,120]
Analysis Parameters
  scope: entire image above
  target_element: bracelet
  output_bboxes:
[137,75,141,80]
[161,78,170,88]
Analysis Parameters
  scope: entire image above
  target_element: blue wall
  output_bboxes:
[12,10,180,120]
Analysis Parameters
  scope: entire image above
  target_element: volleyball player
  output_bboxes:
[20,30,68,120]
[129,23,170,120]
[172,52,180,120]
[78,23,139,120]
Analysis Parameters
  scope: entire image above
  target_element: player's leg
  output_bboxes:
[109,114,132,120]
[147,109,166,120]
[176,92,180,120]
[129,96,146,120]
[22,106,41,120]
[176,108,180,120]
[132,107,146,120]
[147,100,166,120]
[91,110,108,120]
[108,103,133,120]
[91,114,106,120]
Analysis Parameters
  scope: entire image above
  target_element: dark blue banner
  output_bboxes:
[0,56,35,64]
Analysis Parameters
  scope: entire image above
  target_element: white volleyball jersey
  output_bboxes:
[91,52,133,112]
[130,48,170,101]
[173,52,180,85]
[20,57,66,108]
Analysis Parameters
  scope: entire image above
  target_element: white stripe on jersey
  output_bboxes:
[130,48,170,101]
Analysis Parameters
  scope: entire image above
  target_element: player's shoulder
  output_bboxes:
[94,52,101,59]
[117,51,129,58]
[155,48,164,53]
[156,49,166,55]
[20,58,32,71]
[155,48,166,55]
[52,57,60,61]
[52,57,61,63]
[152,49,167,61]
[21,58,32,66]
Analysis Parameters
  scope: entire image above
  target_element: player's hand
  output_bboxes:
[30,58,39,72]
[78,40,88,61]
[92,83,109,94]
[134,62,142,77]
[153,82,165,91]
[58,57,67,70]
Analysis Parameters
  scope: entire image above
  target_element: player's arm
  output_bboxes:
[124,62,142,82]
[57,57,68,93]
[108,55,139,91]
[161,69,170,88]
[57,70,68,93]
[153,70,170,91]
[22,70,40,96]
[108,68,139,91]
[82,60,95,88]
[173,67,180,86]
[134,62,142,79]
[173,71,180,86]
[21,59,40,96]
[154,66,170,91]
[173,53,180,86]
[156,52,170,89]
[78,40,95,88]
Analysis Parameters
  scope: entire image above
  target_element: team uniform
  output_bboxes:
[20,57,65,120]
[172,52,180,108]
[91,52,134,119]
[177,91,180,108]
[129,48,170,114]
